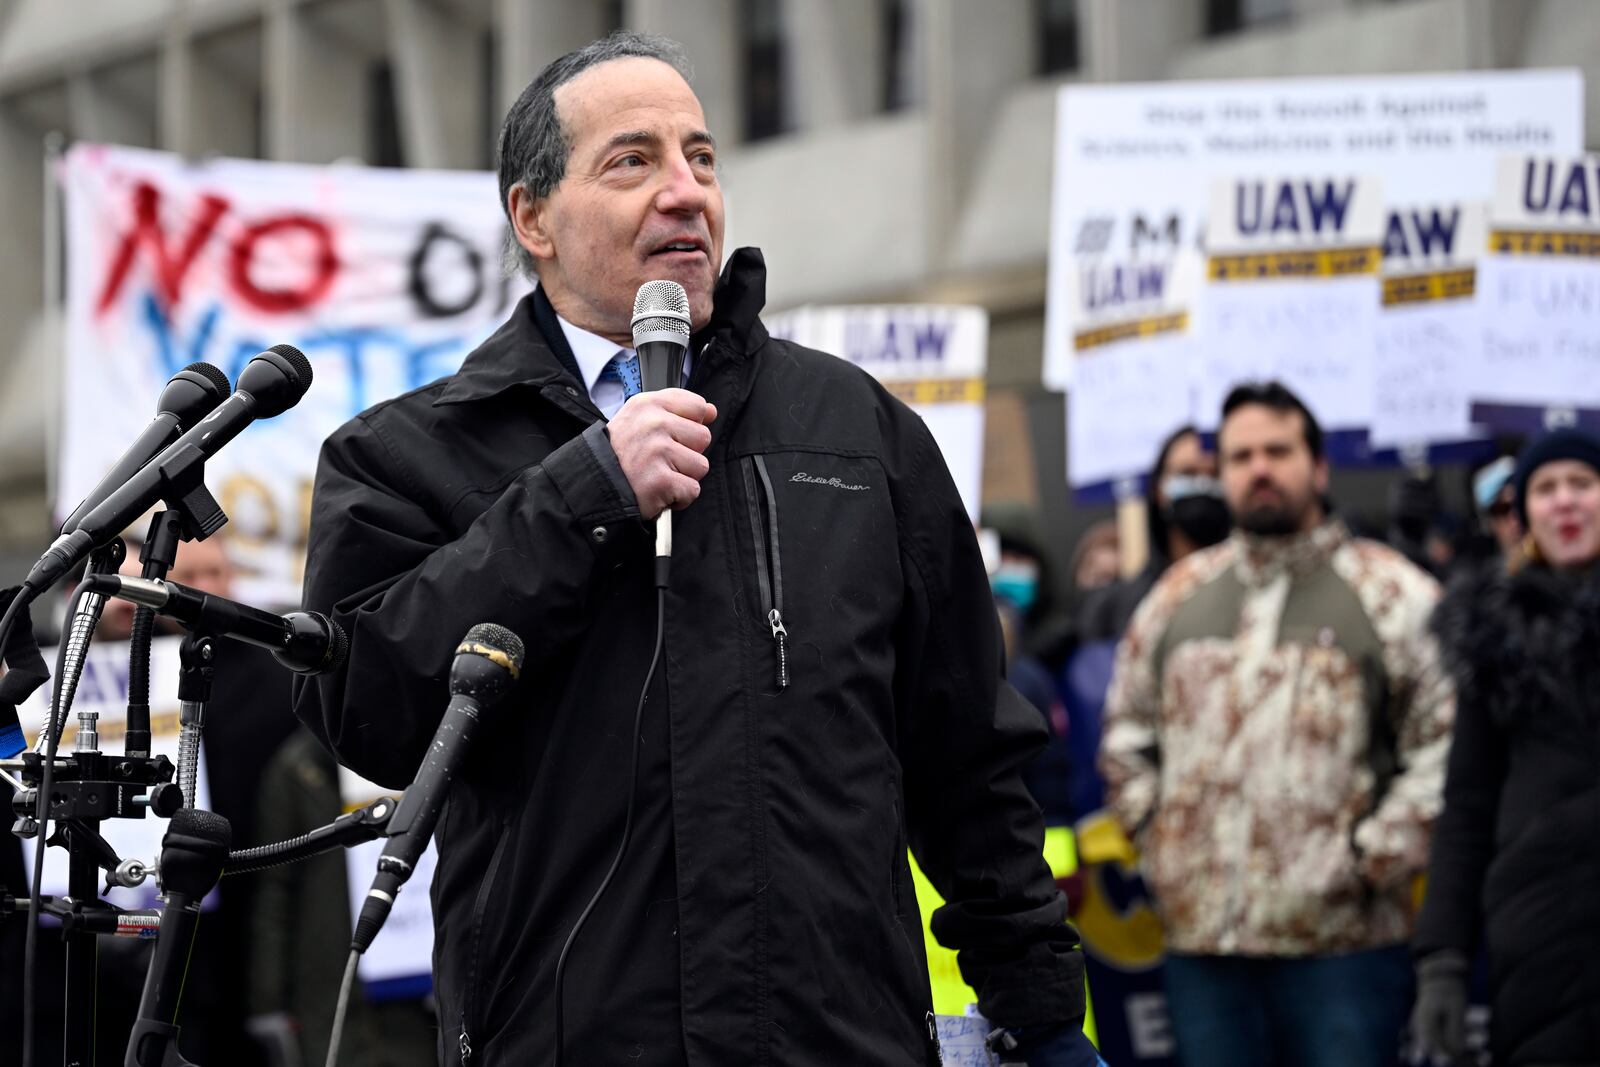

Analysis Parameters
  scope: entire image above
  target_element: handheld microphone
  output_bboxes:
[81,574,348,676]
[124,808,231,1067]
[61,363,232,534]
[352,623,524,954]
[631,281,692,563]
[26,345,313,595]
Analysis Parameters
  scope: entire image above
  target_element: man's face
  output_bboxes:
[1218,405,1327,536]
[512,58,726,344]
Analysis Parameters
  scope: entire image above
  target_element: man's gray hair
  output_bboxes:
[496,31,693,279]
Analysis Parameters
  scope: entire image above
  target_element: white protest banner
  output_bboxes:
[1472,155,1600,422]
[1198,175,1384,430]
[1066,255,1201,490]
[1370,202,1486,448]
[1045,70,1584,391]
[16,637,215,912]
[61,144,529,607]
[339,766,436,995]
[765,305,987,519]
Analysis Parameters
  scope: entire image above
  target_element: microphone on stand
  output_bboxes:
[124,808,232,1067]
[79,574,349,676]
[26,345,313,595]
[60,363,232,534]
[351,623,525,954]
[631,280,692,568]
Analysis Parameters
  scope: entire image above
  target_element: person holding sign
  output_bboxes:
[1413,428,1600,1067]
[1100,382,1455,1067]
[296,31,1089,1067]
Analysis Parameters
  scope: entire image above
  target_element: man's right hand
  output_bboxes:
[607,389,718,520]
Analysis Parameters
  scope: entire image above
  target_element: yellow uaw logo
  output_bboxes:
[1208,245,1380,281]
[1488,228,1600,258]
[1382,268,1476,306]
[1074,312,1188,353]
[1072,811,1165,971]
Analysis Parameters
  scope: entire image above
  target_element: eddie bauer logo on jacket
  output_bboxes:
[790,471,869,491]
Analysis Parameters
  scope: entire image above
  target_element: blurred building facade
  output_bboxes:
[1,0,1599,581]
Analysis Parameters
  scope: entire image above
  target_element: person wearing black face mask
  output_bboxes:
[1081,426,1227,642]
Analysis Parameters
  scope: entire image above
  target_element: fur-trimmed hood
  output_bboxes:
[1432,561,1600,730]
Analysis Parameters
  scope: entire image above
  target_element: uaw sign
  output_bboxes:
[1371,201,1486,447]
[1044,70,1584,391]
[1198,174,1384,430]
[1472,155,1600,429]
[765,305,988,520]
[1067,254,1201,492]
[61,144,530,606]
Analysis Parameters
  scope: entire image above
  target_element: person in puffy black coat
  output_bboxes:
[1412,427,1600,1066]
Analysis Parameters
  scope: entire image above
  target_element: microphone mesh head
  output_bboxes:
[178,362,231,396]
[461,623,526,672]
[268,344,314,394]
[631,281,692,348]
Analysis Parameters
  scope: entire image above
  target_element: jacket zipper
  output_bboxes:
[459,823,513,1063]
[741,455,789,688]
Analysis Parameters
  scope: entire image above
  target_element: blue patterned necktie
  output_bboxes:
[597,351,643,399]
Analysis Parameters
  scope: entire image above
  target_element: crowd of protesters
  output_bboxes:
[991,382,1600,1067]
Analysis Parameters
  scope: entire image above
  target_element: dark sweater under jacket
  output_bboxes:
[1417,562,1600,1065]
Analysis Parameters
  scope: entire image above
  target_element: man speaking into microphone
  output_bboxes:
[297,31,1089,1067]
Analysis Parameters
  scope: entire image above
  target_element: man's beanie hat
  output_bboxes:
[1513,426,1600,524]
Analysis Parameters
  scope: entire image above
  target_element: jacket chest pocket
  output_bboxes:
[733,450,901,700]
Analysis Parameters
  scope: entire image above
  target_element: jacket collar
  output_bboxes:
[1233,517,1347,585]
[434,247,771,408]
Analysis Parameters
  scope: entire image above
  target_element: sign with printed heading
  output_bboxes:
[1197,174,1384,430]
[1473,155,1600,420]
[1371,201,1487,447]
[1067,255,1201,490]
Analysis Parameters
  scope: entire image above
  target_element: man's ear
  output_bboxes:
[509,185,554,262]
[1314,455,1331,495]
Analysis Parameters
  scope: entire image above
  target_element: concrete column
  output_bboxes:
[67,67,156,147]
[494,0,609,118]
[626,0,741,144]
[922,0,1031,268]
[384,0,480,168]
[782,0,882,130]
[263,0,367,163]
[1079,0,1204,82]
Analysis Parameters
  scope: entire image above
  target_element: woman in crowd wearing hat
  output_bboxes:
[1411,427,1600,1067]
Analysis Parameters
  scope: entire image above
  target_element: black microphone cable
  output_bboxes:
[551,579,667,1067]
[326,948,360,1067]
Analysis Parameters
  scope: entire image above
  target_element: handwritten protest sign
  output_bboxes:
[1198,175,1384,430]
[1370,202,1486,447]
[1066,255,1201,489]
[1472,155,1600,425]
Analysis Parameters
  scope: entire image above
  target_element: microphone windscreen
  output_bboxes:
[178,361,231,397]
[460,623,526,673]
[160,807,233,896]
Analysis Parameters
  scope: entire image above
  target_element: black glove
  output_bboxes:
[1411,949,1468,1065]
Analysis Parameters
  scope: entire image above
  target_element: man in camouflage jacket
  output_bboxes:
[1100,382,1454,1067]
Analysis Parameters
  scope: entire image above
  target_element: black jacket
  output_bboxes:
[295,249,1084,1066]
[1417,563,1600,1064]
